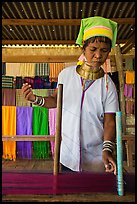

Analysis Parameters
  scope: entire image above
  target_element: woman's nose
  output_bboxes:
[95,51,102,59]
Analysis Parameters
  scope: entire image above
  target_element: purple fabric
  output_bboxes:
[16,107,33,159]
[2,172,135,195]
[124,84,133,98]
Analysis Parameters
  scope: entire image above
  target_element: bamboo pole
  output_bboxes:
[114,45,126,134]
[53,84,63,175]
[116,111,124,196]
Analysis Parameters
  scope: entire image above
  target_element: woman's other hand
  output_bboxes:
[22,83,36,102]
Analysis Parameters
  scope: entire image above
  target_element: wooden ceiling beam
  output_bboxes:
[2,18,135,26]
[2,39,127,45]
[121,34,135,54]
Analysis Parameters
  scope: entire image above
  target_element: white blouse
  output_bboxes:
[58,66,119,172]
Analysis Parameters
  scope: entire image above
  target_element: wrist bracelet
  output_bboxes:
[102,140,115,153]
[31,96,45,107]
[31,95,39,104]
[102,148,113,153]
[40,97,45,107]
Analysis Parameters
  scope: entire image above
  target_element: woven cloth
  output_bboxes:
[16,89,31,107]
[48,108,57,159]
[2,106,16,161]
[2,88,16,106]
[16,107,33,159]
[35,63,50,76]
[2,76,14,88]
[32,107,51,159]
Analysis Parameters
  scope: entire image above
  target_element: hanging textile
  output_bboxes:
[16,89,31,107]
[125,58,133,70]
[32,107,51,159]
[2,106,16,161]
[6,63,21,76]
[125,71,135,84]
[35,63,50,76]
[2,76,14,88]
[48,108,57,159]
[15,76,24,89]
[19,63,35,77]
[51,81,57,89]
[16,107,33,159]
[33,76,46,89]
[2,88,16,106]
[42,76,52,89]
[2,62,6,75]
[124,84,133,98]
[125,99,135,114]
[49,63,65,82]
[24,77,35,88]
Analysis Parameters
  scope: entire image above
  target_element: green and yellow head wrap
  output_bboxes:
[76,16,117,48]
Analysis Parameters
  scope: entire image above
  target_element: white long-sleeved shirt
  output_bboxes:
[58,65,119,172]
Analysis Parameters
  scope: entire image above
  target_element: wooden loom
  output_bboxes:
[2,84,135,199]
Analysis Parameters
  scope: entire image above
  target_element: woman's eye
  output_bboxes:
[102,49,108,52]
[90,48,96,51]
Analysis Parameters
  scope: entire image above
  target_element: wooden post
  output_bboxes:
[114,45,126,134]
[53,84,63,175]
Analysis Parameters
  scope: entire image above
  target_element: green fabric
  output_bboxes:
[32,107,51,159]
[76,16,117,48]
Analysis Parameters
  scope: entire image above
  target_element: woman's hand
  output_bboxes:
[102,150,117,175]
[22,83,36,102]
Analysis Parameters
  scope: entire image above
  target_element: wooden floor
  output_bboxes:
[2,158,135,173]
[2,158,55,173]
[2,159,135,202]
[2,193,135,202]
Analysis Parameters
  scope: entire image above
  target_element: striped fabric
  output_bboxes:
[2,106,16,161]
[19,63,35,77]
[2,88,16,106]
[35,63,50,76]
[49,63,65,81]
[16,89,31,107]
[2,76,14,88]
[6,63,21,77]
[84,25,113,42]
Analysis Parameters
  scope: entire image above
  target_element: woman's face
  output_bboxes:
[84,39,110,69]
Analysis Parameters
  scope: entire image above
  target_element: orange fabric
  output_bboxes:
[125,71,135,84]
[2,106,16,161]
[49,63,65,81]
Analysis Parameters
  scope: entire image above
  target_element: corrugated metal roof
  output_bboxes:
[2,2,135,53]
